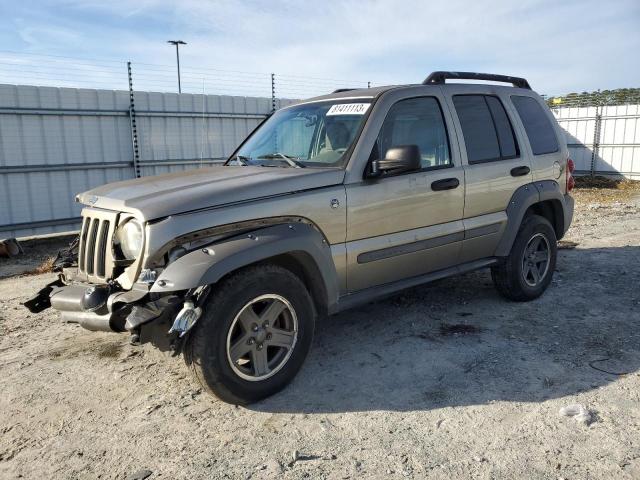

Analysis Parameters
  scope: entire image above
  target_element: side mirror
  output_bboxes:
[369,145,421,177]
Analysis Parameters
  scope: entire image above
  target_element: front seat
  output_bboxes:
[325,121,350,150]
[315,121,350,163]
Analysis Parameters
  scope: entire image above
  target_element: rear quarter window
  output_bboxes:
[511,96,559,155]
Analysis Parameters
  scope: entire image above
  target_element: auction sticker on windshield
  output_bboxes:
[326,103,371,116]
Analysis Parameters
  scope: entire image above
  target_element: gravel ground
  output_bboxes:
[1,184,639,480]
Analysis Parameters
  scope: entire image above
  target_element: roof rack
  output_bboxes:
[332,88,357,93]
[422,71,531,90]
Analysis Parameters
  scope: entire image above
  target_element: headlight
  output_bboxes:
[114,219,143,260]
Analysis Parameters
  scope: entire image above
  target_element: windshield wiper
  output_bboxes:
[257,153,306,168]
[228,154,252,166]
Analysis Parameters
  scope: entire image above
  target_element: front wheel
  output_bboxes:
[184,264,315,404]
[491,214,557,301]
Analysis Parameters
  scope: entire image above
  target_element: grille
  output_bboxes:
[78,211,116,282]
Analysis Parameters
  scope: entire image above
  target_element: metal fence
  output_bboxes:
[0,84,298,238]
[547,92,640,179]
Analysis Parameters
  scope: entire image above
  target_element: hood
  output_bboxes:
[77,165,345,220]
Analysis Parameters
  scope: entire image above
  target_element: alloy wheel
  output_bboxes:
[226,294,298,381]
[521,232,551,287]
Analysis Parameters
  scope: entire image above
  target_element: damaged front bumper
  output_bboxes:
[24,273,206,349]
[24,274,183,334]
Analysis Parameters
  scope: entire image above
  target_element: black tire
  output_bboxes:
[184,264,315,404]
[491,214,557,301]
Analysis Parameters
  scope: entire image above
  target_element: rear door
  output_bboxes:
[509,94,565,185]
[444,88,533,262]
[345,93,465,292]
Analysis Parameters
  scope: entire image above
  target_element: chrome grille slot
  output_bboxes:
[96,220,110,277]
[77,209,118,282]
[86,219,99,275]
[78,217,90,273]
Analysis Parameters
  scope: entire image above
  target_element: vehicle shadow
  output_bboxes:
[559,123,627,178]
[250,245,640,413]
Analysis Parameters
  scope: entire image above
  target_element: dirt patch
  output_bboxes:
[23,256,57,275]
[96,341,125,359]
[575,175,640,190]
[558,240,579,249]
[0,235,76,279]
[47,338,126,361]
[574,176,640,203]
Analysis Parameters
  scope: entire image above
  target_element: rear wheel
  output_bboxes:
[491,214,557,301]
[184,264,315,404]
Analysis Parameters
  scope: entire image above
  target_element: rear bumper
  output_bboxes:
[562,193,575,237]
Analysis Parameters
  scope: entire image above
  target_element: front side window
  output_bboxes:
[453,95,519,164]
[372,97,451,169]
[511,95,559,155]
[230,100,371,168]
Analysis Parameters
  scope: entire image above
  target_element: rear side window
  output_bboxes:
[511,95,559,155]
[453,95,519,163]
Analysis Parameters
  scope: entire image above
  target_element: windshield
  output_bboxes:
[228,100,372,168]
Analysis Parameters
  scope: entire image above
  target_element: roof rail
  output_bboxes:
[422,71,531,90]
[332,88,357,93]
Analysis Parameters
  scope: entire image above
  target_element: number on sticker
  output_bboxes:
[326,103,371,116]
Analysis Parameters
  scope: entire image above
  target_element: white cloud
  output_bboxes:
[15,19,81,50]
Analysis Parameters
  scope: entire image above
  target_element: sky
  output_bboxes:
[1,0,639,96]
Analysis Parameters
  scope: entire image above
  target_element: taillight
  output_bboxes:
[566,158,575,192]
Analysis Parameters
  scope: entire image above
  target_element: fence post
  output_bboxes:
[590,107,602,177]
[271,73,276,112]
[127,61,141,178]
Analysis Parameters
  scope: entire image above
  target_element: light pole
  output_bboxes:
[167,40,186,93]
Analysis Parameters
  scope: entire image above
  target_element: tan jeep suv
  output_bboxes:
[26,71,575,404]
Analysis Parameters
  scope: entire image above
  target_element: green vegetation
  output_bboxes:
[545,88,640,108]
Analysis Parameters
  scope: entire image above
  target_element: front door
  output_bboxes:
[345,95,465,292]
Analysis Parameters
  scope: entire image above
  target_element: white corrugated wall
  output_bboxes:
[0,84,296,238]
[552,104,640,179]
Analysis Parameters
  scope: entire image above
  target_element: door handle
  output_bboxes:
[510,166,530,177]
[431,178,460,191]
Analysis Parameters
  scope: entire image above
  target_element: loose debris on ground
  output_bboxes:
[559,404,593,426]
[0,235,75,278]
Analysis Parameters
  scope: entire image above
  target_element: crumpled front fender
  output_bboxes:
[150,222,340,310]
